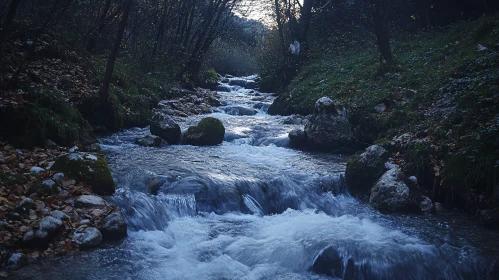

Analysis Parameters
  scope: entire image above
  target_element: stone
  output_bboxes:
[135,135,162,147]
[45,139,58,149]
[150,112,181,144]
[183,117,225,146]
[75,195,106,208]
[23,216,63,248]
[52,172,65,182]
[408,176,418,186]
[374,103,387,113]
[304,97,360,152]
[6,212,21,221]
[6,253,28,269]
[223,106,258,116]
[345,145,389,199]
[82,143,102,153]
[26,180,59,197]
[245,80,257,89]
[283,116,303,125]
[369,168,412,212]
[228,79,247,87]
[30,166,45,174]
[69,146,79,153]
[419,196,433,214]
[288,129,307,149]
[14,198,36,214]
[50,210,69,221]
[51,153,115,195]
[73,227,102,249]
[79,219,91,225]
[100,212,127,240]
[216,85,232,92]
[477,44,488,52]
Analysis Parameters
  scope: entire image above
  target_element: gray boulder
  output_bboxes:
[150,112,181,144]
[223,106,257,116]
[100,212,127,240]
[23,216,64,248]
[304,97,359,152]
[73,227,103,249]
[228,79,247,87]
[288,129,307,149]
[345,145,389,199]
[369,168,412,212]
[135,135,162,147]
[216,85,232,92]
[6,253,28,269]
[245,80,257,89]
[14,198,36,214]
[75,195,106,209]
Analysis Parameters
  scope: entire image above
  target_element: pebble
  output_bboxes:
[30,166,45,174]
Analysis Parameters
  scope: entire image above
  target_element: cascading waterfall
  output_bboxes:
[13,75,499,280]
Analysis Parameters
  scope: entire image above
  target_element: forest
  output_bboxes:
[0,0,499,278]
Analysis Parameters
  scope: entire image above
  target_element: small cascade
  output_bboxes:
[242,194,265,216]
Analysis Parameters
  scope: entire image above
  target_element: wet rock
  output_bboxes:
[283,116,303,125]
[23,216,64,248]
[150,112,181,144]
[26,179,59,197]
[288,129,307,149]
[479,209,499,229]
[52,172,65,182]
[79,219,91,225]
[304,97,360,152]
[245,80,257,89]
[82,143,102,153]
[183,117,225,146]
[45,139,58,149]
[75,195,106,209]
[51,153,115,195]
[312,246,346,278]
[224,132,248,142]
[73,227,102,249]
[135,135,162,147]
[419,196,433,214]
[369,168,413,212]
[69,146,79,153]
[228,79,247,87]
[6,253,28,269]
[29,166,45,174]
[223,106,257,116]
[6,212,22,221]
[345,145,389,199]
[14,198,36,214]
[216,85,232,92]
[100,212,127,240]
[50,210,69,221]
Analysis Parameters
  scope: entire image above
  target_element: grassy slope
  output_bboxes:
[279,15,499,210]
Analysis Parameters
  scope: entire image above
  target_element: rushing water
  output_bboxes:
[14,76,499,279]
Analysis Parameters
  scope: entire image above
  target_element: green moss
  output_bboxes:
[51,153,115,195]
[345,153,385,199]
[26,181,59,197]
[0,172,27,186]
[184,117,225,146]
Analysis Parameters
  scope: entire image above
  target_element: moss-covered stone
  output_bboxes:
[183,117,225,146]
[345,145,389,200]
[51,153,115,195]
[26,180,59,197]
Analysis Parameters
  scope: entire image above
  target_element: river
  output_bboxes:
[13,76,499,279]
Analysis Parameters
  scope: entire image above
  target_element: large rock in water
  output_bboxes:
[73,227,103,249]
[51,153,115,195]
[304,97,359,152]
[369,168,414,212]
[135,135,162,147]
[288,129,307,149]
[228,79,247,87]
[345,145,389,199]
[99,212,127,240]
[223,106,257,116]
[183,117,225,146]
[150,112,181,144]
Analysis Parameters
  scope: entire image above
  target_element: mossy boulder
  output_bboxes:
[26,180,59,197]
[183,117,225,146]
[345,145,389,200]
[51,153,115,195]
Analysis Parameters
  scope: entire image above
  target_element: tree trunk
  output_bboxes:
[100,0,132,103]
[274,0,286,53]
[370,0,394,66]
[0,0,21,55]
[298,0,313,55]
